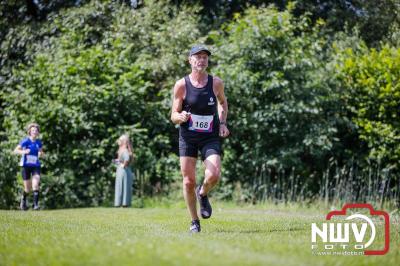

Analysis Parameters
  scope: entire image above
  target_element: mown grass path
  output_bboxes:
[1,204,399,265]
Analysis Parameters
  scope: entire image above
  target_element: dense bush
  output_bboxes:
[0,0,200,208]
[211,6,343,200]
[0,0,399,208]
[335,45,400,169]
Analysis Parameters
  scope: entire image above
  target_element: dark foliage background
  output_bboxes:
[1,0,399,208]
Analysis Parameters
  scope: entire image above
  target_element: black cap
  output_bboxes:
[189,45,211,56]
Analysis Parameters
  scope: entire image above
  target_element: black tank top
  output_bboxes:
[180,75,219,138]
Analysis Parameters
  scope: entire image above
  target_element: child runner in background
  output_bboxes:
[14,123,44,210]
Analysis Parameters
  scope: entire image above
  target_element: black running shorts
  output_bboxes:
[179,135,221,161]
[22,167,41,181]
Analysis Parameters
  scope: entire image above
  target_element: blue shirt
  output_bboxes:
[19,138,43,167]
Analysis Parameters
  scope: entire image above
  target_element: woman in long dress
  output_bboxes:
[114,134,134,207]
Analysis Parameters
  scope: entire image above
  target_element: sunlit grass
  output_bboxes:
[0,203,399,266]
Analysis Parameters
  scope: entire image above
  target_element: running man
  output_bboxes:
[14,123,44,210]
[171,45,229,233]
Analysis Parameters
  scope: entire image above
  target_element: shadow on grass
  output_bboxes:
[214,227,307,234]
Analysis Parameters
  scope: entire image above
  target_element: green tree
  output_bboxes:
[0,0,201,208]
[210,6,342,200]
[336,45,400,169]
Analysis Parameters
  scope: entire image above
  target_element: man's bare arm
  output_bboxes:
[171,79,190,124]
[214,77,228,124]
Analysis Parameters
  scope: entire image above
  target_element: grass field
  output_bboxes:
[1,202,399,266]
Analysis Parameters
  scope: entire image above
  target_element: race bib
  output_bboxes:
[188,114,213,132]
[26,155,38,165]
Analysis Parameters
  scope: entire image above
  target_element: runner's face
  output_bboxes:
[29,127,39,138]
[189,52,209,72]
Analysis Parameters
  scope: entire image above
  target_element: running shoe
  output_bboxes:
[190,219,201,233]
[20,197,28,211]
[196,185,212,219]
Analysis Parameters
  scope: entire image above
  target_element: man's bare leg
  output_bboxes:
[196,154,221,219]
[201,154,221,195]
[180,156,199,221]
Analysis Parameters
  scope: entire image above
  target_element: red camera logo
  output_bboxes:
[311,203,390,255]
